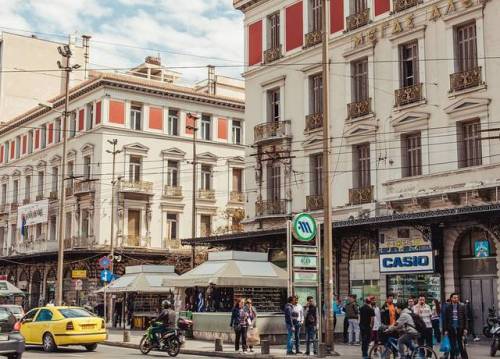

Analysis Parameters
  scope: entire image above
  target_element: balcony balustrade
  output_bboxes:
[304,30,322,48]
[254,120,291,143]
[395,83,423,107]
[65,186,73,197]
[349,185,374,205]
[347,8,370,31]
[255,199,287,217]
[49,191,58,200]
[347,98,371,119]
[164,185,183,198]
[10,203,18,212]
[450,67,482,92]
[0,204,7,213]
[229,191,245,203]
[198,189,216,201]
[64,236,96,249]
[118,180,153,194]
[306,195,324,211]
[263,45,282,64]
[394,0,418,12]
[74,180,96,196]
[305,113,323,132]
[125,235,140,247]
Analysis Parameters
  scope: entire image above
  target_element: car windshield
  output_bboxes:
[0,309,14,333]
[59,308,94,318]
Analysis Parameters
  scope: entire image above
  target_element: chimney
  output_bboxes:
[207,65,216,96]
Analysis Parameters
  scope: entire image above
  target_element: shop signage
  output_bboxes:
[293,255,318,268]
[72,270,87,279]
[293,271,318,283]
[380,251,434,274]
[17,199,49,227]
[292,213,317,242]
[73,279,83,291]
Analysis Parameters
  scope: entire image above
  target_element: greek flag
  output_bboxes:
[20,216,27,239]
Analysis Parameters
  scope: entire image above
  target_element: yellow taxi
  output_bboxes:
[19,306,107,352]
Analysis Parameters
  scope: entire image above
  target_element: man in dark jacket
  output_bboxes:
[284,296,295,355]
[304,296,317,355]
[345,294,360,345]
[443,293,468,359]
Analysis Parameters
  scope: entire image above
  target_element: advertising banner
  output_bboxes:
[17,199,49,227]
[379,251,434,273]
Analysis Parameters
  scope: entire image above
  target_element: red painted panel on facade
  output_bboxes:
[48,123,54,144]
[95,101,102,124]
[35,129,40,149]
[185,114,195,135]
[375,0,390,16]
[78,109,85,131]
[217,118,228,140]
[330,0,344,33]
[10,142,14,159]
[149,107,163,130]
[248,20,263,66]
[109,100,125,124]
[22,135,27,155]
[286,1,303,51]
[0,145,4,163]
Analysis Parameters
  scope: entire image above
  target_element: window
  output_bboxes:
[201,114,212,140]
[23,309,39,322]
[12,180,18,203]
[10,224,16,247]
[35,223,42,238]
[353,143,370,188]
[458,119,482,168]
[167,110,179,136]
[35,309,53,322]
[351,58,369,102]
[267,162,281,200]
[129,156,142,182]
[41,124,47,149]
[351,0,367,14]
[267,88,280,122]
[38,171,44,196]
[200,215,212,237]
[28,131,33,154]
[59,308,94,318]
[402,133,422,177]
[167,160,179,187]
[65,212,72,240]
[130,105,142,130]
[83,156,91,180]
[52,166,59,193]
[232,168,243,192]
[49,216,56,241]
[166,213,178,240]
[268,12,280,49]
[310,154,323,196]
[24,176,31,202]
[67,161,74,188]
[200,165,212,190]
[399,41,419,87]
[69,112,76,138]
[1,184,6,205]
[455,22,477,72]
[310,0,322,32]
[310,73,323,114]
[81,209,90,238]
[55,119,61,143]
[232,120,242,145]
[15,136,20,159]
[86,103,93,130]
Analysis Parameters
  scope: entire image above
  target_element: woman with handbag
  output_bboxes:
[230,299,248,353]
[245,299,258,352]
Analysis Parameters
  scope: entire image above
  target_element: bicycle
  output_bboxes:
[369,334,438,359]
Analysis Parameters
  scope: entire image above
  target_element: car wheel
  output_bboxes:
[42,333,57,352]
[84,343,98,351]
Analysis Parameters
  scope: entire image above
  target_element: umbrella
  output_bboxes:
[0,281,25,297]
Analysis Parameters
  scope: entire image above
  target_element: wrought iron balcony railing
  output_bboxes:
[347,8,370,31]
[49,191,58,200]
[349,185,374,205]
[304,30,322,48]
[394,0,418,13]
[264,45,282,64]
[64,236,96,249]
[305,113,323,132]
[306,195,324,211]
[255,199,287,217]
[164,185,183,198]
[395,83,423,107]
[347,98,371,119]
[198,189,216,201]
[254,120,291,143]
[450,67,482,92]
[74,180,96,195]
[229,191,245,203]
[118,181,153,194]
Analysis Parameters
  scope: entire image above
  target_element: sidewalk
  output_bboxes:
[104,329,493,358]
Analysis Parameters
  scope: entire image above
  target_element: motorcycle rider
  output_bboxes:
[151,299,176,348]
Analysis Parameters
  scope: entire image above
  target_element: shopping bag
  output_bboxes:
[440,335,451,353]
[247,327,260,346]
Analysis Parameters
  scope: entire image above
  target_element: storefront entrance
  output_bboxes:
[458,228,498,335]
[349,238,379,302]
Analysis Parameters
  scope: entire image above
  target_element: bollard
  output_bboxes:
[260,339,270,355]
[215,338,223,352]
[123,330,130,343]
[317,343,327,358]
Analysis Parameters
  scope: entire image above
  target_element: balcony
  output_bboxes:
[349,186,374,205]
[0,204,7,214]
[163,185,183,198]
[305,113,323,132]
[264,45,282,64]
[450,67,482,92]
[395,83,423,107]
[254,120,291,143]
[229,191,245,203]
[17,239,58,255]
[10,203,18,212]
[304,30,322,48]
[124,235,141,247]
[394,0,418,12]
[255,199,287,217]
[65,186,73,197]
[347,98,371,119]
[118,181,153,195]
[306,195,324,211]
[22,199,30,205]
[347,8,370,31]
[49,191,58,200]
[74,180,96,196]
[198,189,216,201]
[64,236,96,250]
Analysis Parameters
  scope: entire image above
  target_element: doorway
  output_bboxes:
[127,209,140,246]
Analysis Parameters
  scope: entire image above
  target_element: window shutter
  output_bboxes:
[35,129,40,149]
[78,109,85,131]
[248,20,263,66]
[22,135,27,155]
[218,118,228,140]
[0,145,4,163]
[10,142,15,159]
[374,0,390,16]
[185,114,195,135]
[330,0,344,33]
[109,100,125,124]
[285,1,303,51]
[95,101,102,124]
[48,123,54,144]
[148,107,163,130]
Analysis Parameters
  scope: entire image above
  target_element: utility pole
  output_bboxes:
[187,113,199,268]
[321,0,335,351]
[55,40,81,306]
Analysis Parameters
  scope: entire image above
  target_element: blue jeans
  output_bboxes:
[286,324,294,353]
[294,322,302,352]
[305,326,317,354]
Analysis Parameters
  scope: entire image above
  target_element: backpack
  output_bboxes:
[409,312,428,335]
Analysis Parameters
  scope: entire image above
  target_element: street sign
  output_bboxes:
[100,269,112,282]
[73,279,83,291]
[292,213,317,242]
[293,254,318,268]
[71,270,87,279]
[98,256,111,269]
[293,271,319,283]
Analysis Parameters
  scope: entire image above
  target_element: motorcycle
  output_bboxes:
[485,307,498,338]
[139,318,192,357]
[490,318,500,357]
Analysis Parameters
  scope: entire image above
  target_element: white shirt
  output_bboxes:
[293,304,304,324]
[373,306,382,330]
[413,303,432,328]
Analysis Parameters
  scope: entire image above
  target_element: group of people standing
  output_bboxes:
[230,298,258,353]
[283,295,318,356]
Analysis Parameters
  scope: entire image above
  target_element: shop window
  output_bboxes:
[349,238,379,302]
[387,274,441,304]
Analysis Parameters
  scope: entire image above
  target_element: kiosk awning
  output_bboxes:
[97,265,178,293]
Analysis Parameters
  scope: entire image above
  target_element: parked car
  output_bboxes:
[0,306,24,322]
[19,306,107,352]
[0,306,24,358]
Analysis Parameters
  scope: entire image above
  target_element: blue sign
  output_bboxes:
[100,270,112,282]
[98,256,111,269]
[379,251,434,274]
[474,240,490,257]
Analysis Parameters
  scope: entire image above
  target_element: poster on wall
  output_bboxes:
[474,240,490,258]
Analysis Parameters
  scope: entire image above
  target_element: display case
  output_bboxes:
[387,274,441,304]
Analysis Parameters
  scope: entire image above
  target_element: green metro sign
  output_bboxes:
[292,213,317,242]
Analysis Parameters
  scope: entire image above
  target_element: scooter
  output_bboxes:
[485,307,498,338]
[490,318,500,357]
[139,317,192,357]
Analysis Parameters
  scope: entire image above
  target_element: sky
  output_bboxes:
[0,0,245,84]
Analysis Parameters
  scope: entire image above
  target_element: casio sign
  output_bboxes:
[382,256,429,268]
[379,251,433,273]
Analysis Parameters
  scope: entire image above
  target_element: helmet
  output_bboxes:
[161,299,172,309]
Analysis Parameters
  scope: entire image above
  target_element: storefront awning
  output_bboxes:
[0,281,25,297]
[96,265,178,294]
[170,251,288,288]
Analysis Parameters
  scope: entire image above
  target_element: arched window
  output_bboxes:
[349,238,378,260]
